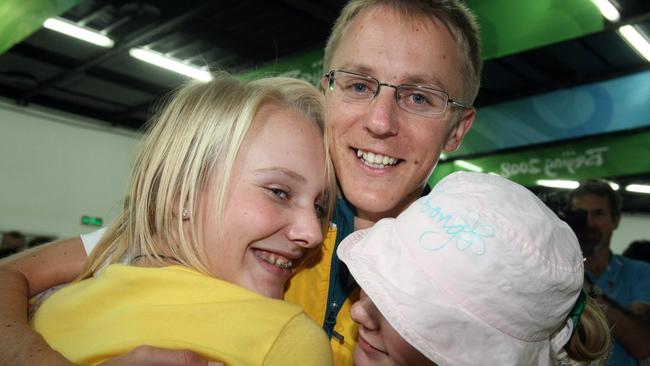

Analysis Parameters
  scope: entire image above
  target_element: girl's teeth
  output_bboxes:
[255,251,293,269]
[276,258,291,269]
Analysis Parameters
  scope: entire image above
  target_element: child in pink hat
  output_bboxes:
[338,171,611,366]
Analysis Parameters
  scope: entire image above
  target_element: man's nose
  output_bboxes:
[586,212,597,227]
[364,86,400,137]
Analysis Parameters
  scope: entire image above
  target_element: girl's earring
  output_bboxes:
[181,208,190,220]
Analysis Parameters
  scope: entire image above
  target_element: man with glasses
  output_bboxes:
[0,1,480,365]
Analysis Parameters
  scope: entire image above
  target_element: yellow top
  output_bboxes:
[285,226,359,366]
[32,264,332,366]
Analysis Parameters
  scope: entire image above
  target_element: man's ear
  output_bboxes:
[443,107,475,152]
[320,77,329,95]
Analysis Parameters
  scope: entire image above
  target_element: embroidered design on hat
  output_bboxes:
[417,194,494,255]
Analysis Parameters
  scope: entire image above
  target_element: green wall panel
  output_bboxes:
[0,0,79,55]
[239,48,324,85]
[466,0,604,60]
[239,0,606,81]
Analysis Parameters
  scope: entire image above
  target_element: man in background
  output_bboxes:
[570,180,650,365]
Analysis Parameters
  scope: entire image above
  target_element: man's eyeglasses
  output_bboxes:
[323,69,468,117]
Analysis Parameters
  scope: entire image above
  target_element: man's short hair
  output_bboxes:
[569,179,622,219]
[323,0,482,104]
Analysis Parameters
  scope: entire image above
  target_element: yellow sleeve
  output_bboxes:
[263,313,333,366]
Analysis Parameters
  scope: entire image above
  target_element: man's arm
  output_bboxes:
[0,237,87,296]
[0,237,88,366]
[596,296,650,359]
[0,237,221,366]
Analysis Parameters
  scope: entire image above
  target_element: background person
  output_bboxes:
[623,240,650,264]
[0,1,480,365]
[569,180,650,366]
[31,73,336,365]
[0,231,26,258]
[340,172,611,366]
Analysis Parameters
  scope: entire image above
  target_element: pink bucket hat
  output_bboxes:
[338,172,584,365]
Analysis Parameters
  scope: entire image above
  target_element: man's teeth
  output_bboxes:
[255,251,293,269]
[356,149,398,168]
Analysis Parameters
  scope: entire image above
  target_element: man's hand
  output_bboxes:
[99,346,223,366]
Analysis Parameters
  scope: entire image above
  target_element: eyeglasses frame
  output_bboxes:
[323,69,469,116]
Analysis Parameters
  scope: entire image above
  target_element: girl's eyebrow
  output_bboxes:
[254,167,306,183]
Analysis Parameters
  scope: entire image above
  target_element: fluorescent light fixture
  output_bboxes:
[619,25,650,62]
[129,47,212,82]
[43,17,114,48]
[536,179,579,189]
[453,160,482,172]
[625,184,650,194]
[589,0,620,22]
[608,182,620,191]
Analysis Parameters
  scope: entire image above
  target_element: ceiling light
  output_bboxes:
[536,179,579,189]
[625,184,650,194]
[589,0,621,22]
[453,160,482,172]
[618,25,650,62]
[43,17,114,48]
[129,47,212,82]
[608,182,620,191]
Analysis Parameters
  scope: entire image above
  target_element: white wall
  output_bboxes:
[611,212,650,254]
[0,99,141,240]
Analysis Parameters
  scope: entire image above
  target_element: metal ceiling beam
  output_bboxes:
[610,10,650,29]
[577,38,615,69]
[9,42,82,71]
[18,0,219,104]
[9,43,166,95]
[109,99,154,126]
[187,18,272,61]
[275,0,339,25]
[30,89,145,130]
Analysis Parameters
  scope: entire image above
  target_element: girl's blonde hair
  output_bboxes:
[565,296,612,363]
[79,73,335,279]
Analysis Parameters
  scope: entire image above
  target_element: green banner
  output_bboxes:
[0,0,79,55]
[429,129,650,187]
[238,0,604,80]
[239,49,324,86]
[466,0,603,60]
